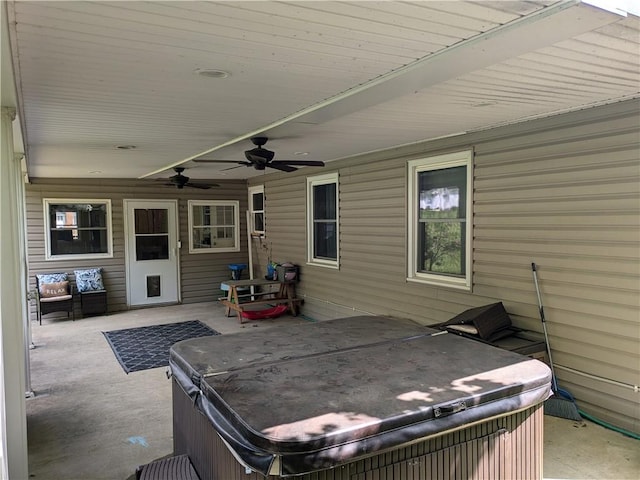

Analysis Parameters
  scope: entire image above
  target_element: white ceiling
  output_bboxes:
[5,0,639,182]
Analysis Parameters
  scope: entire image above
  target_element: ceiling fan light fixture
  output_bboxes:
[245,147,275,163]
[163,166,217,189]
[193,137,324,173]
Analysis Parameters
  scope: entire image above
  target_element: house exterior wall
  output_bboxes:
[249,99,640,434]
[25,179,248,318]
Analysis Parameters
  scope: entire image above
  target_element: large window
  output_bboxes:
[248,185,265,236]
[307,173,339,268]
[408,151,472,290]
[188,200,240,253]
[44,199,113,260]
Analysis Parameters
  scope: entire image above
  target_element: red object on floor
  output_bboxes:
[241,304,288,320]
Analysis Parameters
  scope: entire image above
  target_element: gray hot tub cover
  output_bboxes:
[170,316,551,476]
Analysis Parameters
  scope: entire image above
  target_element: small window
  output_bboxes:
[248,185,265,236]
[134,208,169,261]
[44,199,113,260]
[307,173,339,268]
[407,151,472,290]
[188,200,240,253]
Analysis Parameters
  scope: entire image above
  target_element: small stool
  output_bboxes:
[228,263,247,280]
[80,290,107,317]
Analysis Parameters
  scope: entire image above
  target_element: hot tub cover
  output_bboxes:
[170,316,551,477]
[170,316,429,389]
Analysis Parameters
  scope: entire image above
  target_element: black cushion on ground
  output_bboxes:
[442,302,513,341]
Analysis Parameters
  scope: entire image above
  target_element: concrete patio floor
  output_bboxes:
[25,302,639,480]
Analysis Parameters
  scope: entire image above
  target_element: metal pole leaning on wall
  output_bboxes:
[246,210,255,299]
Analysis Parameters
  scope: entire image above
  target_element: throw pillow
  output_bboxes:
[40,281,69,298]
[36,273,68,295]
[74,268,104,293]
[36,272,68,286]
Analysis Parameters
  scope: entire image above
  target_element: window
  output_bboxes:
[307,172,339,268]
[408,151,472,290]
[44,199,113,260]
[188,200,240,253]
[248,185,265,236]
[134,208,169,261]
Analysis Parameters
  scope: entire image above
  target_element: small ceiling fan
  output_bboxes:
[163,167,218,189]
[193,136,325,172]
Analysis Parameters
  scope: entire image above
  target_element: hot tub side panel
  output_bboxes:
[172,379,544,480]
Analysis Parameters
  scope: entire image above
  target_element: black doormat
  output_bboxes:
[103,320,220,374]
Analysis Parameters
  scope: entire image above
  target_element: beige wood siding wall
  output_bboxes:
[471,101,639,433]
[250,99,639,433]
[25,179,248,319]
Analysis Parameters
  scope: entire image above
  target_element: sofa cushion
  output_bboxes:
[74,268,104,293]
[40,294,73,303]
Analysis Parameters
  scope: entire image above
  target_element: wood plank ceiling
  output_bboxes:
[5,1,639,180]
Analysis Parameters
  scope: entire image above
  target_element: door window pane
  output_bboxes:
[135,209,168,234]
[136,236,169,261]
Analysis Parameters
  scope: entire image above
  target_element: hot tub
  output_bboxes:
[169,316,551,479]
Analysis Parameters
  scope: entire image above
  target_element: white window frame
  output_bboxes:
[306,172,339,269]
[188,200,240,254]
[43,198,113,261]
[248,185,265,236]
[407,151,472,290]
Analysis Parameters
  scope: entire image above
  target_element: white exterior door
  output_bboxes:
[124,200,180,306]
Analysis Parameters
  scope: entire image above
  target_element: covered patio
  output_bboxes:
[26,305,638,480]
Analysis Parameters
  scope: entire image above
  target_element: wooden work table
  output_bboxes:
[219,278,301,323]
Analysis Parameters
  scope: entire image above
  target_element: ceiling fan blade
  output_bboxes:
[185,182,216,189]
[270,160,325,167]
[221,165,245,171]
[193,159,247,165]
[267,163,297,173]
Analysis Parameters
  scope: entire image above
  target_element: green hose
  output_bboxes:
[298,313,317,322]
[578,409,640,440]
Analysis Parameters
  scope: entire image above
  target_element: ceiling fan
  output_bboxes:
[193,137,325,172]
[163,167,218,189]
